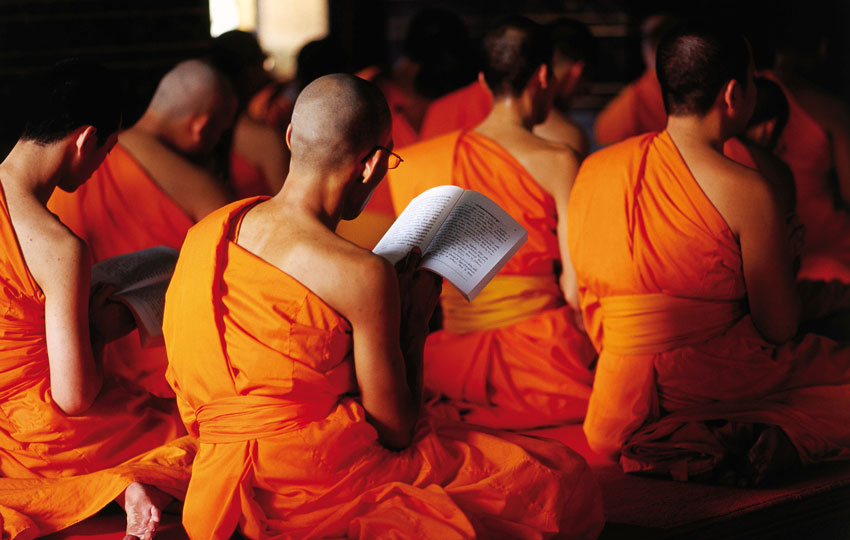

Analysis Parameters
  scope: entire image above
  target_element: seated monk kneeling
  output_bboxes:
[0,60,193,539]
[164,73,603,539]
[569,22,850,485]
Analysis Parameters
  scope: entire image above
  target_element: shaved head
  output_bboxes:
[289,74,391,172]
[148,59,235,119]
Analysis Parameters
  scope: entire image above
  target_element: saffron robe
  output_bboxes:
[48,143,195,397]
[389,131,596,430]
[769,75,850,283]
[568,130,850,473]
[419,81,493,141]
[163,198,603,540]
[593,69,666,147]
[0,182,192,538]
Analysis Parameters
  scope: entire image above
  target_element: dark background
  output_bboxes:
[0,0,848,149]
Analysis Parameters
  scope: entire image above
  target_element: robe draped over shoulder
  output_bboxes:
[389,131,596,429]
[569,131,850,474]
[0,181,192,538]
[48,142,195,397]
[164,198,603,539]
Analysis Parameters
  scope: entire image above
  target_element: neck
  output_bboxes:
[665,113,728,153]
[273,164,352,230]
[483,95,535,131]
[132,111,179,150]
[0,140,69,204]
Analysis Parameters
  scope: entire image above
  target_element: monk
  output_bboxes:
[49,59,237,397]
[389,17,596,431]
[164,73,603,539]
[533,17,597,156]
[593,15,673,146]
[569,22,850,485]
[0,60,193,539]
[211,30,289,198]
[768,30,850,283]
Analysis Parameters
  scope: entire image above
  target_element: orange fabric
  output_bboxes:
[390,131,596,430]
[0,183,192,538]
[48,143,195,397]
[593,69,666,147]
[229,149,268,199]
[164,198,603,540]
[569,130,850,468]
[419,81,493,141]
[767,74,850,282]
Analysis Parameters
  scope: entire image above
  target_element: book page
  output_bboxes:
[115,280,169,347]
[91,246,179,294]
[420,191,527,300]
[373,185,464,265]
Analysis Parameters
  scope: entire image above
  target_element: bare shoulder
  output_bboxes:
[515,132,581,198]
[12,200,88,293]
[701,153,777,234]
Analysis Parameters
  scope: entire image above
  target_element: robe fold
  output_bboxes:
[593,69,666,147]
[164,198,603,540]
[568,130,850,475]
[0,182,191,538]
[389,131,596,430]
[48,143,195,397]
[768,75,850,283]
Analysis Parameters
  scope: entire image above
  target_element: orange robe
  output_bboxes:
[164,198,603,540]
[229,148,268,199]
[419,81,493,141]
[0,183,193,538]
[593,69,666,147]
[768,75,850,282]
[568,130,850,477]
[48,143,195,397]
[388,131,596,429]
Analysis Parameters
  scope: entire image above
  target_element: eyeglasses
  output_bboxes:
[361,145,403,169]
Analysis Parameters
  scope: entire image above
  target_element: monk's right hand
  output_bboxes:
[89,283,136,344]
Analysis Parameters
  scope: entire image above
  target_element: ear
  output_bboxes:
[285,123,293,151]
[188,114,211,145]
[74,125,98,156]
[536,64,549,90]
[360,151,381,185]
[723,79,742,113]
[477,71,493,97]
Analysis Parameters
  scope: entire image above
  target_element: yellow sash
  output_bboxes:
[442,274,564,334]
[600,293,745,355]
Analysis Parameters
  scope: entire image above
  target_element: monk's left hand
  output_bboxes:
[395,249,442,334]
[89,283,137,344]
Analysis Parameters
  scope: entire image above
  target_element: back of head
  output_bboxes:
[482,16,552,98]
[20,59,123,146]
[547,17,596,68]
[148,59,236,121]
[748,77,789,130]
[656,21,751,117]
[296,38,348,92]
[210,30,269,103]
[404,9,479,99]
[289,74,391,172]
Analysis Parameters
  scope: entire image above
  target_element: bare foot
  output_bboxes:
[116,482,173,540]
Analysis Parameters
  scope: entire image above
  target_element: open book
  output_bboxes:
[90,246,179,347]
[373,185,527,301]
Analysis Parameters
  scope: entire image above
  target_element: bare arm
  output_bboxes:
[737,179,801,343]
[35,235,103,414]
[233,117,289,195]
[344,256,419,449]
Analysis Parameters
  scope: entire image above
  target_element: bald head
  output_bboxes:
[657,22,751,117]
[148,59,235,119]
[289,74,391,172]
